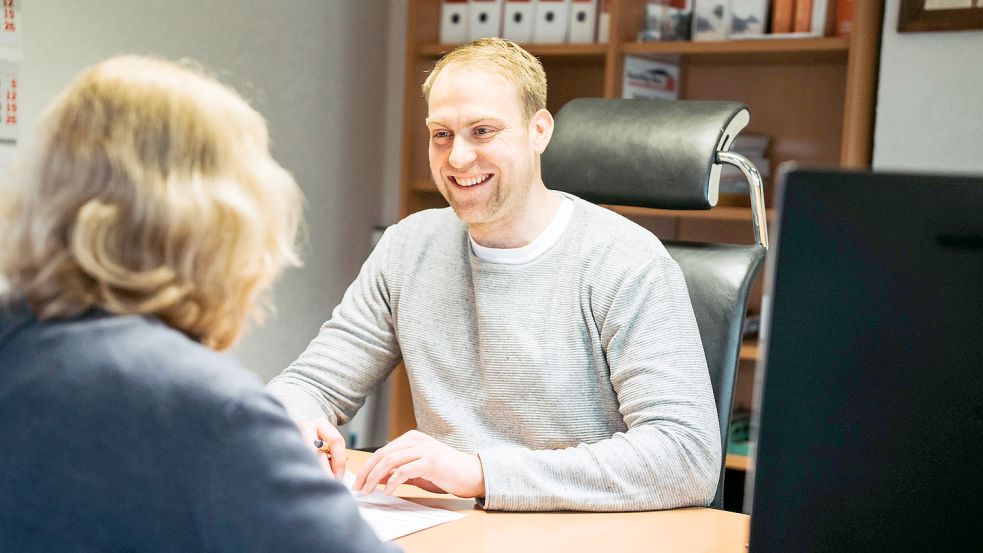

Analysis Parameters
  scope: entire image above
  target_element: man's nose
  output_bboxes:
[448,136,476,168]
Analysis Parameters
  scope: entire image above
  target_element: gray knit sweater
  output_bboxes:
[268,195,721,511]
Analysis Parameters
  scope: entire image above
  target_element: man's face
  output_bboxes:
[426,66,547,231]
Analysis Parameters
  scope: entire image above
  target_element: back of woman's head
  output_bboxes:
[0,55,302,350]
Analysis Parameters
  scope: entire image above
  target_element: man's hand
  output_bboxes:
[353,430,485,498]
[295,417,347,479]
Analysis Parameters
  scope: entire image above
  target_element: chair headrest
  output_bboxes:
[542,98,750,210]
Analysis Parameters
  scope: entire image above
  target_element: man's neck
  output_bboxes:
[469,186,563,249]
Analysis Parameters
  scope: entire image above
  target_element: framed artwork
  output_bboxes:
[898,0,983,32]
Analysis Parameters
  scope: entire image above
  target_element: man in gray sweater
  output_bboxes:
[268,38,721,512]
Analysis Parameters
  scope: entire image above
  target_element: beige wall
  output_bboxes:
[20,0,404,380]
[874,0,983,173]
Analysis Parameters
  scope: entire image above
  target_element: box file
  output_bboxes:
[503,0,536,43]
[532,0,570,43]
[468,0,504,40]
[568,0,597,43]
[440,0,470,43]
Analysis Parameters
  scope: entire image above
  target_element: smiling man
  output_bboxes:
[268,38,721,512]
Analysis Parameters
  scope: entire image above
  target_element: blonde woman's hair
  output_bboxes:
[421,37,547,121]
[0,55,302,351]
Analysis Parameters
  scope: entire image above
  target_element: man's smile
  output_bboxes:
[450,174,493,187]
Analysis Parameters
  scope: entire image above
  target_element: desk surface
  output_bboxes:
[347,450,750,553]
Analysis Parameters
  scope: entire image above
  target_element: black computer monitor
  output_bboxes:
[747,168,983,552]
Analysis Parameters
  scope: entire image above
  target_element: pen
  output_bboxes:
[313,439,332,459]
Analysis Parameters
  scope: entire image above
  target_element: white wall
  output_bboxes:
[21,0,403,381]
[873,0,983,173]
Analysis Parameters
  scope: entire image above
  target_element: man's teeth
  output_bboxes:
[456,175,489,187]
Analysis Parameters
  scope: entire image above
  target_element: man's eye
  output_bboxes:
[473,127,495,137]
[431,130,452,141]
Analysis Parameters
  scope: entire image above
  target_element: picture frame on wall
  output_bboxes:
[898,0,983,32]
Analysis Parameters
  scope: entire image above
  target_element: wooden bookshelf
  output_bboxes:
[394,0,884,463]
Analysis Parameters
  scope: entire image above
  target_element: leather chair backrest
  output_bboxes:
[542,98,749,209]
[666,241,765,508]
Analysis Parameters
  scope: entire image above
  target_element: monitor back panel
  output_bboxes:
[749,169,983,552]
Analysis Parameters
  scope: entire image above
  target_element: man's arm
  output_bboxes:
[267,227,402,425]
[267,227,403,478]
[475,257,720,511]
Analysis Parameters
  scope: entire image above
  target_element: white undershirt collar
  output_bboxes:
[470,193,575,264]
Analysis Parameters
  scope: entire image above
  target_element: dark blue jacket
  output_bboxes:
[0,299,398,552]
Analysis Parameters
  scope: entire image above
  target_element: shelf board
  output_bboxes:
[725,453,750,472]
[623,36,850,64]
[419,42,608,58]
[605,203,775,223]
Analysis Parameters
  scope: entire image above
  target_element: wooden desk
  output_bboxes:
[347,450,750,553]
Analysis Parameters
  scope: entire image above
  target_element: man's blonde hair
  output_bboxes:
[0,55,302,351]
[422,37,547,120]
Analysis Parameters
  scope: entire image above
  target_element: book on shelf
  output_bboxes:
[767,0,835,38]
[695,0,852,41]
[719,132,770,198]
[440,0,470,44]
[793,0,813,33]
[770,0,794,33]
[622,56,680,100]
[693,0,845,41]
[692,0,729,41]
[727,410,752,457]
[835,0,853,36]
[638,0,693,42]
[638,1,663,41]
[729,0,768,37]
[811,0,836,36]
[597,0,611,42]
[719,154,770,195]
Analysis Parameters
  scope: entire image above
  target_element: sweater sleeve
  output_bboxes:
[196,389,401,553]
[267,227,402,424]
[476,256,721,511]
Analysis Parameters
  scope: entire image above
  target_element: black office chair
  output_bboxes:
[541,98,768,509]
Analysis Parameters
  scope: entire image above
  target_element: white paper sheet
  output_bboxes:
[343,472,465,541]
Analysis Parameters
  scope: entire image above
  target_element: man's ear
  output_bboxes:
[530,108,554,155]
